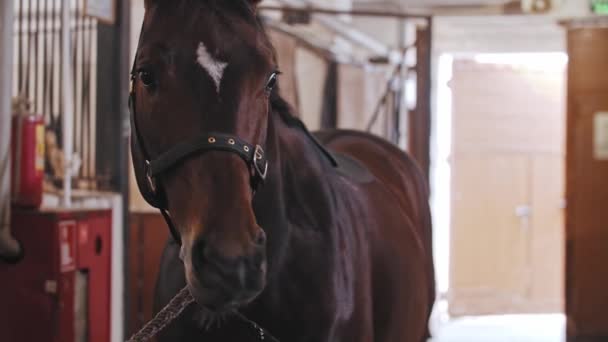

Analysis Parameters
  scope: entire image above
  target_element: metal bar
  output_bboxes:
[18,0,23,94]
[80,1,87,181]
[0,0,22,261]
[259,5,430,20]
[25,0,32,99]
[59,0,64,136]
[43,0,49,119]
[34,0,39,113]
[73,0,79,165]
[50,0,57,128]
[62,0,75,207]
[81,1,91,183]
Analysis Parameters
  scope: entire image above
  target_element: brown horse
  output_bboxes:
[130,0,435,341]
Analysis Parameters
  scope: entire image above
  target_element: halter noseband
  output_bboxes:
[141,130,269,197]
[129,74,269,245]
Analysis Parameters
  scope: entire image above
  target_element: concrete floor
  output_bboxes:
[429,314,566,342]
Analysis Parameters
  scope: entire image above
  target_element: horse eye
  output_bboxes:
[265,72,278,92]
[138,70,156,87]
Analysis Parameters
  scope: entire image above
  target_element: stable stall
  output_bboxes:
[0,1,128,341]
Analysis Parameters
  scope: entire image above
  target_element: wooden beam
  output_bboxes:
[410,19,432,183]
[259,5,431,20]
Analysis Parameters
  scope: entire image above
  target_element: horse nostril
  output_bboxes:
[254,230,266,246]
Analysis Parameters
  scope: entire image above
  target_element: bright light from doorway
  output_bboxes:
[432,54,454,296]
[432,51,568,300]
[431,51,567,337]
[473,52,568,71]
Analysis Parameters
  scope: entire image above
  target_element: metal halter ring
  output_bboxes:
[145,160,157,193]
[253,145,268,180]
[254,145,264,160]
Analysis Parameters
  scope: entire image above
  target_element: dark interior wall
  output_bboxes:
[95,1,131,337]
[565,22,608,341]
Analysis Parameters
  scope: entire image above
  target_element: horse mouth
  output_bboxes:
[189,283,264,314]
[186,262,267,313]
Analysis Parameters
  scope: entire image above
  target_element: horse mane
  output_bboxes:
[270,88,338,167]
[269,88,303,129]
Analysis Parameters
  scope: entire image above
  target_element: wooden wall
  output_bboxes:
[127,213,168,337]
[565,20,608,341]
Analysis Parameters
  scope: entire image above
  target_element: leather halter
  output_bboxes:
[129,73,269,245]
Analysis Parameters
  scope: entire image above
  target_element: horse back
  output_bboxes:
[315,129,435,340]
[315,129,431,247]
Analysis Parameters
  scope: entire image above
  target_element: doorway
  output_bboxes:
[432,52,567,319]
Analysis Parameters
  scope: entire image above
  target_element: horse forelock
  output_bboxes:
[141,0,274,62]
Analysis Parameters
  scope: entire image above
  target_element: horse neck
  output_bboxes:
[253,103,335,277]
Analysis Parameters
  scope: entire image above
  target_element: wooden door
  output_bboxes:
[449,59,565,316]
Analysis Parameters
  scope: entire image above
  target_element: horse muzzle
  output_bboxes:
[186,231,267,312]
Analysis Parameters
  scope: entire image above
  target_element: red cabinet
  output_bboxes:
[0,208,112,342]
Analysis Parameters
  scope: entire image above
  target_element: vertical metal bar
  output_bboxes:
[80,1,85,182]
[17,0,23,96]
[12,2,18,97]
[91,19,97,187]
[24,0,32,100]
[42,0,47,118]
[50,0,57,128]
[59,0,64,139]
[79,0,86,183]
[82,10,91,182]
[0,0,22,261]
[395,19,407,148]
[33,0,39,113]
[62,0,75,206]
[73,0,79,172]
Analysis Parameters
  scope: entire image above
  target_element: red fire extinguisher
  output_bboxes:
[11,97,45,208]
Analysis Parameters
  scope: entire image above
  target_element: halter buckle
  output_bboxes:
[145,160,158,193]
[253,145,268,181]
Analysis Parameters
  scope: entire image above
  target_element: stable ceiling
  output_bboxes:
[394,0,507,4]
[355,0,511,9]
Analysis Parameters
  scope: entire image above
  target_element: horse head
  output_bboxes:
[130,0,278,312]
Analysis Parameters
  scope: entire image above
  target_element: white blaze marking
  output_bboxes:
[196,42,228,93]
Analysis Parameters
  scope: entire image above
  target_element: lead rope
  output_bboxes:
[126,286,195,342]
[126,286,281,342]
